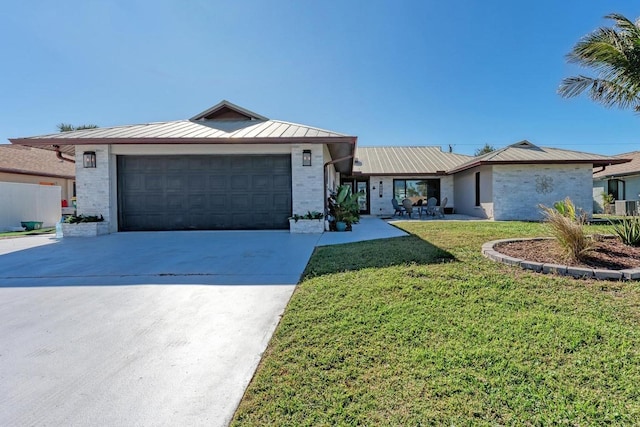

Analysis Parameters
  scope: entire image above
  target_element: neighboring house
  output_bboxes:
[9,101,628,232]
[0,144,75,203]
[593,151,640,213]
[10,101,356,232]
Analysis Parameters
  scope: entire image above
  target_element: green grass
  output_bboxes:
[232,221,640,425]
[0,227,55,238]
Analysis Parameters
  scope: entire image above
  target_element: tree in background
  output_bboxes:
[57,123,98,132]
[474,143,496,156]
[559,13,640,112]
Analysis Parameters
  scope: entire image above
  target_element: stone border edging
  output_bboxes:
[482,238,640,281]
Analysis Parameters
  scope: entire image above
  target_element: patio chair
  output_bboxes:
[391,198,405,216]
[402,198,414,218]
[423,197,438,217]
[436,197,448,218]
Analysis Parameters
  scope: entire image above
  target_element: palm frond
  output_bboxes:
[560,12,640,112]
[558,75,640,109]
[605,13,640,39]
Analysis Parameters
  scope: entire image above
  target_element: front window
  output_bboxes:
[393,179,440,204]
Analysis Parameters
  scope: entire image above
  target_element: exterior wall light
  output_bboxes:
[83,151,97,168]
[302,150,312,166]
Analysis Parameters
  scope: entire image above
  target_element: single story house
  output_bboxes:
[10,101,629,232]
[0,144,75,203]
[350,141,628,220]
[10,101,356,232]
[593,151,640,213]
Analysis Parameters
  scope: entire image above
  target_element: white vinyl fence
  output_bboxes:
[0,182,61,231]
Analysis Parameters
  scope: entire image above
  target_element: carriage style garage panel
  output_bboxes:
[117,155,292,231]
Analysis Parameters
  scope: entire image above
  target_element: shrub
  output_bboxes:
[539,197,593,262]
[610,216,640,246]
[64,214,104,224]
[290,211,324,222]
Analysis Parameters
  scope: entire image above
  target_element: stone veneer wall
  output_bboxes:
[291,144,325,216]
[492,164,593,221]
[368,175,454,216]
[75,145,112,224]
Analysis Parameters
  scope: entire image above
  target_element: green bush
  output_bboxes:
[610,216,640,246]
[64,214,104,224]
[539,197,592,262]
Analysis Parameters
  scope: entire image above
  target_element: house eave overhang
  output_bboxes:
[10,135,358,174]
[447,159,631,174]
[349,171,448,177]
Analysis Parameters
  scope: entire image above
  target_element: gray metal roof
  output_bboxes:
[448,140,629,173]
[13,119,349,142]
[9,101,358,173]
[593,151,640,179]
[352,146,472,175]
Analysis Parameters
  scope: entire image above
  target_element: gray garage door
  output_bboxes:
[117,155,292,231]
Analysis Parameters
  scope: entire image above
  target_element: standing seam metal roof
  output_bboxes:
[15,119,350,141]
[353,146,472,175]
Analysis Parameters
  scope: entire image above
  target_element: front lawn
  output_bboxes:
[232,221,640,425]
[0,227,55,239]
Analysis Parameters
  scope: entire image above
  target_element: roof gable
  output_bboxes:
[448,140,628,173]
[190,100,268,121]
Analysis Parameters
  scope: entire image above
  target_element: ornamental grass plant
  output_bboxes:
[539,197,593,262]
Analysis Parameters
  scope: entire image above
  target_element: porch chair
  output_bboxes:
[391,198,406,216]
[402,198,414,218]
[436,197,448,218]
[423,197,438,217]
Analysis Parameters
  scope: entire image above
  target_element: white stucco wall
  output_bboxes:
[592,180,607,214]
[75,144,328,232]
[593,175,640,214]
[453,166,493,219]
[617,175,640,203]
[492,164,593,221]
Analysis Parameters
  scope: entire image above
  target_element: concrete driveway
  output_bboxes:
[0,231,321,426]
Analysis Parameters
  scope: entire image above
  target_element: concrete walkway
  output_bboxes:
[0,218,404,426]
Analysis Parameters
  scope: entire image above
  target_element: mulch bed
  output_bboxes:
[495,237,640,270]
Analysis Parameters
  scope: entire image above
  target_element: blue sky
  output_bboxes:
[1,1,639,156]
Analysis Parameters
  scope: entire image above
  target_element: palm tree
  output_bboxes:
[558,13,640,112]
[474,143,496,156]
[57,123,98,132]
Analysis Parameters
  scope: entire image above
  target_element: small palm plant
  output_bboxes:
[539,197,593,262]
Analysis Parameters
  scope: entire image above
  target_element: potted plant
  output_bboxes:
[289,211,325,233]
[601,192,615,215]
[61,214,109,237]
[328,185,363,232]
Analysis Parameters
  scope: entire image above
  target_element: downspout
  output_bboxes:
[593,165,607,174]
[54,145,75,163]
[323,154,355,215]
